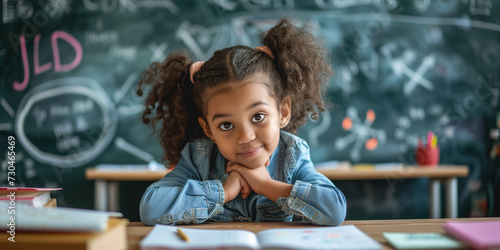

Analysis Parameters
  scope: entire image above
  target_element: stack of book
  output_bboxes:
[0,187,61,208]
[0,189,128,250]
[0,217,128,250]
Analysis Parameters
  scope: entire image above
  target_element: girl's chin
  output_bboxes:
[224,152,270,168]
[241,158,268,169]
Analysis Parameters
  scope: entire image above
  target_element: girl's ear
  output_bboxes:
[198,117,215,141]
[279,96,291,128]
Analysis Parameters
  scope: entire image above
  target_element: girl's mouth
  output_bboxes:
[238,146,262,158]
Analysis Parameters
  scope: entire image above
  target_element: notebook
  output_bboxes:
[383,232,467,249]
[0,205,123,232]
[140,224,382,250]
[443,220,500,250]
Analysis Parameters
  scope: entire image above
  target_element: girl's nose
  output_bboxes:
[237,126,256,144]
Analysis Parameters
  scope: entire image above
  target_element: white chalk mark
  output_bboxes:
[381,42,397,66]
[1,98,15,117]
[230,12,500,32]
[175,21,230,60]
[119,0,138,12]
[469,0,491,16]
[117,104,144,117]
[334,132,357,150]
[0,123,12,131]
[229,12,500,33]
[335,66,359,99]
[210,0,237,11]
[359,52,378,81]
[135,0,178,14]
[346,106,362,126]
[334,107,386,160]
[115,137,155,162]
[231,18,251,45]
[114,73,137,103]
[333,13,500,32]
[2,0,16,24]
[394,128,406,141]
[96,17,103,31]
[230,18,278,47]
[413,0,431,12]
[399,55,435,95]
[350,134,364,161]
[149,42,168,62]
[176,22,205,59]
[308,111,331,147]
[16,77,117,168]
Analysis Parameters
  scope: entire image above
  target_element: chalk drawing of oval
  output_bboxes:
[15,77,117,168]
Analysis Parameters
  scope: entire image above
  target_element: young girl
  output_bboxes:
[137,19,346,226]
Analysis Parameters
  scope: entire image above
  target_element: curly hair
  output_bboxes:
[137,18,333,167]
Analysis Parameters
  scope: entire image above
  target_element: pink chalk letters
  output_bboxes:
[13,31,82,91]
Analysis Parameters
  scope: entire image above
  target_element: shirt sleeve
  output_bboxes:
[139,143,225,226]
[276,140,347,226]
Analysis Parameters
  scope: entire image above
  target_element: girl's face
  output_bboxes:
[198,73,291,169]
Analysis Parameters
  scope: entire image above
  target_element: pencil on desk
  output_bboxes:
[177,228,190,242]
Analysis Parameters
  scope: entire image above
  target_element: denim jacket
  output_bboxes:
[140,131,346,226]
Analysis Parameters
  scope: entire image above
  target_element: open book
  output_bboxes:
[141,224,382,250]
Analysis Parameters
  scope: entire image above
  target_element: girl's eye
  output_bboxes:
[252,113,265,123]
[219,122,234,131]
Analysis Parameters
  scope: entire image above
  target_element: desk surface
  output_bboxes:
[85,168,168,181]
[86,165,468,181]
[127,217,498,250]
[319,165,468,180]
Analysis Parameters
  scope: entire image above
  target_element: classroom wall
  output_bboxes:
[1,0,499,221]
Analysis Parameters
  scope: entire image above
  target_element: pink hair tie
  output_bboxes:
[255,46,274,60]
[190,61,205,83]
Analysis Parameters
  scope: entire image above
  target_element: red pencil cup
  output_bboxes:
[416,145,440,167]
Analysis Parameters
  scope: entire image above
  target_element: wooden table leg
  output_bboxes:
[109,181,120,212]
[445,178,458,218]
[95,180,108,211]
[429,179,441,218]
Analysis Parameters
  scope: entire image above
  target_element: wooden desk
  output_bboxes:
[318,165,468,219]
[85,165,468,218]
[127,217,499,250]
[85,168,168,212]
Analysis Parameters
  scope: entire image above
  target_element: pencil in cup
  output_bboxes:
[416,133,439,166]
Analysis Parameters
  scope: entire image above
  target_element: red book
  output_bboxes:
[0,187,62,207]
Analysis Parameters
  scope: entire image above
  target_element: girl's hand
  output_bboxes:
[223,171,252,203]
[226,161,272,195]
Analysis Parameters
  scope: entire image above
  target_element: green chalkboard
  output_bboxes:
[1,0,499,221]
